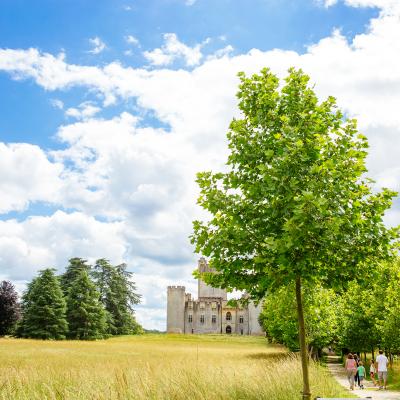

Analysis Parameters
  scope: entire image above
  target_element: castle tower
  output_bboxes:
[167,286,186,333]
[197,257,227,300]
[248,301,264,335]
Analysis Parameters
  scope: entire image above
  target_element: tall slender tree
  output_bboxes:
[92,259,142,335]
[66,270,107,340]
[0,280,20,336]
[19,269,68,339]
[191,68,398,399]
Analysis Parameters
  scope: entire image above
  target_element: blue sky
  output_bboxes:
[1,0,399,329]
[0,0,376,148]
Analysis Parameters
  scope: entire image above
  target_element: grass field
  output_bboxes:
[0,334,353,400]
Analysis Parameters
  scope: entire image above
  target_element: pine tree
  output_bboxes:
[19,269,68,339]
[92,259,142,335]
[0,280,20,336]
[60,257,92,296]
[66,270,107,340]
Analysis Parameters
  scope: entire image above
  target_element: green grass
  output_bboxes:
[0,334,353,399]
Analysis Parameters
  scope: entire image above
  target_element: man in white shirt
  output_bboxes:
[376,350,389,390]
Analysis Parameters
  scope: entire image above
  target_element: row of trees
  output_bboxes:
[259,258,400,360]
[0,258,142,340]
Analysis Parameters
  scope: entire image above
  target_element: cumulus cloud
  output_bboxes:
[65,101,101,120]
[88,37,106,54]
[1,1,400,328]
[0,143,63,213]
[143,33,206,66]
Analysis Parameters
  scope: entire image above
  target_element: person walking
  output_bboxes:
[357,361,366,389]
[369,359,377,386]
[345,353,357,390]
[376,350,389,390]
[353,353,360,388]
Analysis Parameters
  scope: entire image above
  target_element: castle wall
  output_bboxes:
[167,286,186,333]
[185,299,222,334]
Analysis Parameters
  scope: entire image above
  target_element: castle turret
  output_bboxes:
[167,286,186,333]
[198,257,227,300]
[248,301,264,335]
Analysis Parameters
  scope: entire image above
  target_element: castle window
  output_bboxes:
[226,312,232,321]
[188,315,193,323]
[200,302,205,309]
[212,315,217,324]
[239,316,244,324]
[188,301,193,309]
[211,302,217,309]
[200,315,205,324]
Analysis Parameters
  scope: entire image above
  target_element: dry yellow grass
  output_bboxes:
[0,334,352,399]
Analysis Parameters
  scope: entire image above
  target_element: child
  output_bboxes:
[357,361,366,389]
[369,359,377,386]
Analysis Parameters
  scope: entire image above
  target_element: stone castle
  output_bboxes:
[167,258,263,335]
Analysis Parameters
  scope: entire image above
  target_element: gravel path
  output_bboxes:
[326,356,399,400]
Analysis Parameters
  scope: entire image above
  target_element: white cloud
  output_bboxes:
[316,0,338,6]
[50,98,64,110]
[88,37,106,54]
[207,45,234,60]
[125,35,140,46]
[2,1,400,329]
[0,143,63,213]
[185,0,197,5]
[65,101,101,120]
[143,33,205,66]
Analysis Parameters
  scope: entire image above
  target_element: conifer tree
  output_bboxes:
[66,270,107,340]
[60,257,91,296]
[19,269,68,339]
[0,280,20,336]
[92,259,142,335]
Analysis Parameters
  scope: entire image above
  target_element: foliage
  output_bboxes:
[66,270,107,340]
[18,268,68,340]
[260,284,340,353]
[191,67,398,296]
[92,259,142,335]
[337,280,381,353]
[379,259,400,352]
[60,257,92,296]
[0,280,20,336]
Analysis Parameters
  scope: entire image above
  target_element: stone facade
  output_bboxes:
[167,258,264,335]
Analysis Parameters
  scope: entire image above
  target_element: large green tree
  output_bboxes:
[92,259,142,335]
[0,280,20,336]
[191,68,398,399]
[66,270,107,340]
[19,268,68,339]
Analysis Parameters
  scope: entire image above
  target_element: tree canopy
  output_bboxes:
[18,268,68,340]
[0,280,20,336]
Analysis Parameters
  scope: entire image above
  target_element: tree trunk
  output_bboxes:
[371,346,374,361]
[364,352,367,363]
[295,276,311,400]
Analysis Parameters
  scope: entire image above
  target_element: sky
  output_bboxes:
[0,0,399,330]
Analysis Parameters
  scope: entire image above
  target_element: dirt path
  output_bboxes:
[326,356,399,399]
